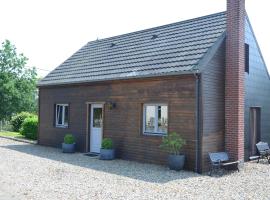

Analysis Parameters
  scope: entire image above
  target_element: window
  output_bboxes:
[245,43,249,73]
[143,104,168,135]
[93,107,103,128]
[55,104,69,128]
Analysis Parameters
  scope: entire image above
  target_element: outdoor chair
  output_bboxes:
[256,141,270,164]
[208,152,240,176]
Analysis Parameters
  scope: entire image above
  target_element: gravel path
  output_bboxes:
[0,138,270,200]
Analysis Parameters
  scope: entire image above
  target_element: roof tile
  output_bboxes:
[38,12,226,86]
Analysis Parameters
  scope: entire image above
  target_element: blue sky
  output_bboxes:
[0,0,269,77]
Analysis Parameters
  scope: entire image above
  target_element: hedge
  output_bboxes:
[11,112,36,132]
[20,116,38,140]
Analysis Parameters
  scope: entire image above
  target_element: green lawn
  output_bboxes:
[0,131,30,140]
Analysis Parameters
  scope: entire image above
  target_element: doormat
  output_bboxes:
[84,153,99,157]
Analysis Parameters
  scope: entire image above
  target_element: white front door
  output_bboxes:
[90,104,103,153]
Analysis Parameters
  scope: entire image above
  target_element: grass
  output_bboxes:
[0,131,21,137]
[0,131,34,141]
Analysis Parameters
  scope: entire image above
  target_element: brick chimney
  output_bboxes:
[225,0,245,162]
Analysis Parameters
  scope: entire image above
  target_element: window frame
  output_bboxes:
[143,103,168,136]
[245,43,250,74]
[55,104,69,128]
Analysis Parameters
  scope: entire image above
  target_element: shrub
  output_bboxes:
[11,112,36,132]
[101,138,113,149]
[160,132,186,155]
[20,116,38,140]
[64,134,75,144]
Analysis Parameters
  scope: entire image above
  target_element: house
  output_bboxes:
[38,0,270,172]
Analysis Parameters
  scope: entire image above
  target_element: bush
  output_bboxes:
[64,134,75,144]
[160,132,186,155]
[101,138,113,149]
[11,112,36,132]
[20,116,38,140]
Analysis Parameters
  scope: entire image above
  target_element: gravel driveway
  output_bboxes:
[0,138,270,200]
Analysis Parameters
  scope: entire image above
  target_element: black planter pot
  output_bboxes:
[168,154,185,171]
[100,149,115,160]
[62,143,76,153]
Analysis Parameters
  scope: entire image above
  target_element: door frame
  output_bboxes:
[249,106,261,156]
[85,102,105,152]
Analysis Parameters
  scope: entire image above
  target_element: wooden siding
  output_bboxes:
[200,42,226,172]
[244,19,270,159]
[39,75,197,170]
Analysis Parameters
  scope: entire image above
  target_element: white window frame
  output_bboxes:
[55,104,69,128]
[143,104,168,136]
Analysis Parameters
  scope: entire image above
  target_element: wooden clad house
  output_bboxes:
[38,0,270,172]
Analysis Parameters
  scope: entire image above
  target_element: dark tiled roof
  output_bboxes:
[38,12,226,86]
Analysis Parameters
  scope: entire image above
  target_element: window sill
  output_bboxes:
[55,125,68,129]
[143,132,167,137]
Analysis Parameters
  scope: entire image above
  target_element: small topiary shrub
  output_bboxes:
[11,112,36,132]
[101,138,113,149]
[20,116,38,140]
[64,134,75,144]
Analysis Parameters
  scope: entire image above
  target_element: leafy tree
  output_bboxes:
[0,40,37,121]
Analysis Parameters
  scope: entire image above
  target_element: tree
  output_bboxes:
[0,40,37,121]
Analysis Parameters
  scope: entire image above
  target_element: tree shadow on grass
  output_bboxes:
[1,143,205,183]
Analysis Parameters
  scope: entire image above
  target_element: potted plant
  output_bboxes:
[62,134,76,153]
[100,138,115,160]
[160,132,186,171]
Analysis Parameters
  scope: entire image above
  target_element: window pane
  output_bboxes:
[57,106,63,125]
[93,108,102,127]
[245,43,249,73]
[157,106,168,133]
[56,105,60,125]
[64,106,69,126]
[145,106,155,132]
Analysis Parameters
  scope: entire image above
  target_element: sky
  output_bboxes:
[0,0,269,78]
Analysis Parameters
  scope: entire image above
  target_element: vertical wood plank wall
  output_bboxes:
[200,43,226,172]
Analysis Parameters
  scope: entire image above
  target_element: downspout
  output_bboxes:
[194,71,201,173]
[37,88,40,144]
